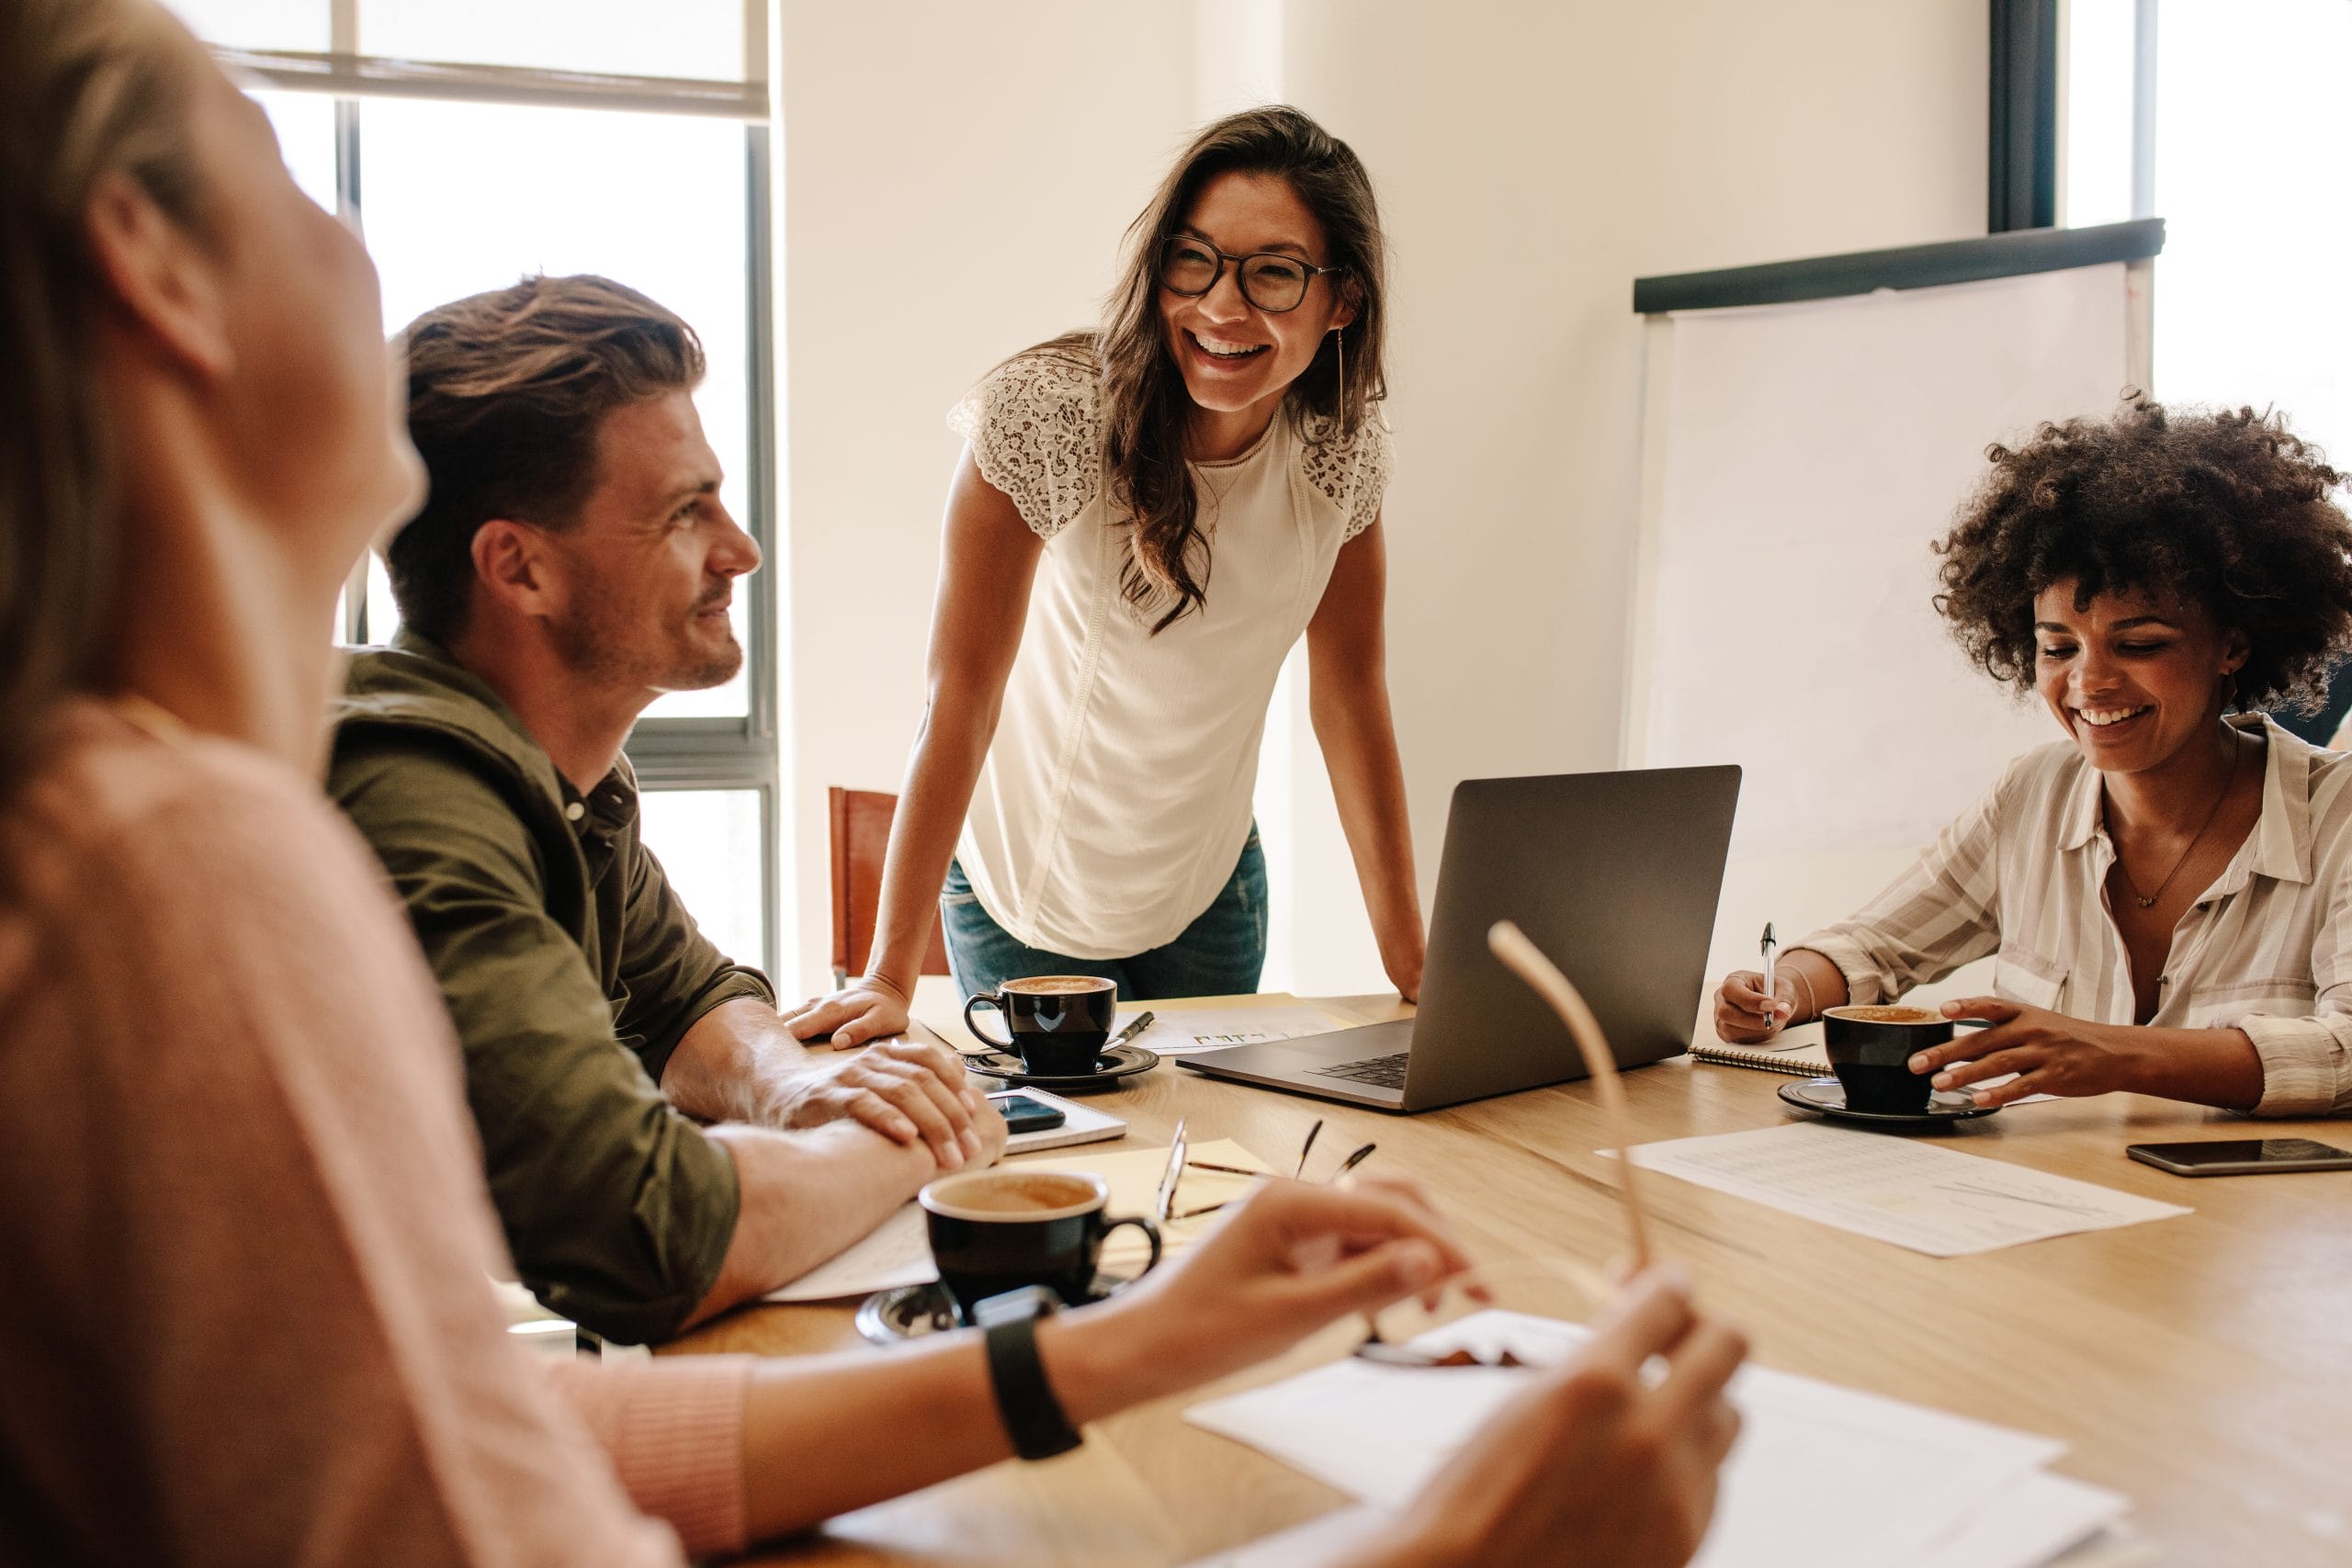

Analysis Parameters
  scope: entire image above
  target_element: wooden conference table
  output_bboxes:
[668,992,2352,1568]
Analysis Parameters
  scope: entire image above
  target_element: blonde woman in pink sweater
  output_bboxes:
[0,4,1745,1563]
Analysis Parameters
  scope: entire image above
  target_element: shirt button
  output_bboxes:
[564,802,585,822]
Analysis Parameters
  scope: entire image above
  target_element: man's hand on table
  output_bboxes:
[769,1037,1001,1172]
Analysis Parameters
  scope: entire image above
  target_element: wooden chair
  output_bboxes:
[829,787,954,987]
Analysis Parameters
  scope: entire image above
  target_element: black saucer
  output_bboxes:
[854,1280,1118,1346]
[1777,1075,2001,1127]
[957,1042,1159,1091]
[854,1282,960,1345]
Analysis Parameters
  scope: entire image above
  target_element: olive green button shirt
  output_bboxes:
[329,631,773,1344]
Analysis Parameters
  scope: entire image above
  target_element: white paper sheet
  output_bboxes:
[1186,1311,2098,1568]
[1177,1507,1385,1567]
[1184,1480,2129,1568]
[1617,1123,2189,1256]
[1116,1003,1358,1055]
[764,1201,933,1303]
[1912,1471,2131,1568]
[763,1139,1272,1301]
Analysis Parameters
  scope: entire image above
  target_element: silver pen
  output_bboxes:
[1760,922,1778,1019]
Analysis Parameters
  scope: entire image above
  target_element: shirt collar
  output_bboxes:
[2244,714,2312,886]
[2061,714,2312,886]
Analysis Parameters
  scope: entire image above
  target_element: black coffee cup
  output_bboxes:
[964,975,1119,1076]
[919,1168,1162,1324]
[1821,1004,1951,1115]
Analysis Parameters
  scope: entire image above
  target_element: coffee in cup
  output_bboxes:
[964,975,1119,1076]
[1821,1004,1951,1115]
[919,1168,1162,1323]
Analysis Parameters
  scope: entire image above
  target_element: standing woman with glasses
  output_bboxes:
[790,106,1423,1042]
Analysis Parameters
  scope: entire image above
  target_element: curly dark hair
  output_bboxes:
[1934,396,2352,715]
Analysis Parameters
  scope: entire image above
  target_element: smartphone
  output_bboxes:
[989,1092,1067,1134]
[2126,1138,2352,1177]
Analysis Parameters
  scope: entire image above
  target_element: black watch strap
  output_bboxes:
[976,1288,1084,1461]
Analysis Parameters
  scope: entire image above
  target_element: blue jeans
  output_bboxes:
[942,829,1268,1002]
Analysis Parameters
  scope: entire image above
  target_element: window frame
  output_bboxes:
[226,10,784,978]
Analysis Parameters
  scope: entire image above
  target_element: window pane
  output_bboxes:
[360,99,752,716]
[251,89,337,215]
[636,789,766,973]
[164,0,327,52]
[362,0,745,82]
[2154,0,2351,464]
[2061,0,2136,228]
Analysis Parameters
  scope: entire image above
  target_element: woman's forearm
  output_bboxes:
[865,698,998,993]
[738,1297,1160,1540]
[2120,1025,2265,1111]
[1311,679,1422,970]
[1780,949,1849,1023]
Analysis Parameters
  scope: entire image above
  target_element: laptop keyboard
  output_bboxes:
[1308,1051,1410,1089]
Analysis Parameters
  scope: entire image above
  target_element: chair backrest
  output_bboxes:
[829,787,954,986]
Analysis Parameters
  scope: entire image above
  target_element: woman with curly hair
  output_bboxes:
[1713,397,2352,1117]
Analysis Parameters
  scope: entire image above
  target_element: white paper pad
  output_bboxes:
[1178,1507,1385,1567]
[764,1139,1272,1301]
[1117,1001,1359,1055]
[765,1202,933,1302]
[995,1087,1125,1155]
[1187,1311,2110,1568]
[1184,1484,2129,1568]
[1617,1123,2189,1256]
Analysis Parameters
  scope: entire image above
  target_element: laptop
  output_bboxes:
[1179,766,1740,1112]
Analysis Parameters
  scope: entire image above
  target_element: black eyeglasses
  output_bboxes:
[1158,233,1345,313]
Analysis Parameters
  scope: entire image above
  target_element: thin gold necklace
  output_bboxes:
[2115,738,2242,910]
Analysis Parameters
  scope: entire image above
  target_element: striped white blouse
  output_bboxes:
[1797,716,2352,1117]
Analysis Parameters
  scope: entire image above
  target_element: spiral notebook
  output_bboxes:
[1688,1022,1833,1077]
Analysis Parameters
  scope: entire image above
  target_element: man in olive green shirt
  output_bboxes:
[332,276,998,1345]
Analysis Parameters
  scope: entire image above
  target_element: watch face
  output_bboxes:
[971,1283,1063,1326]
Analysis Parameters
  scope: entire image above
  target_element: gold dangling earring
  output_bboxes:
[1333,327,1345,407]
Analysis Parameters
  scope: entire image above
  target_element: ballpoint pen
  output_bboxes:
[1156,1117,1188,1224]
[1760,921,1779,1021]
[1294,1118,1323,1179]
[1105,1010,1155,1052]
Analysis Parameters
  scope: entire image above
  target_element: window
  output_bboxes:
[172,1,783,974]
[2059,0,2352,739]
[2063,0,2349,462]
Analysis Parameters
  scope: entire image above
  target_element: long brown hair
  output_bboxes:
[0,0,206,793]
[1037,106,1388,633]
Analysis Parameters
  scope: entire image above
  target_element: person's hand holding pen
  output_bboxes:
[1713,931,1847,1045]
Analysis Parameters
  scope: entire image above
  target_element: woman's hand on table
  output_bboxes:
[1712,969,1796,1043]
[1385,942,1426,1005]
[1354,1269,1747,1568]
[1911,998,2147,1106]
[781,975,912,1050]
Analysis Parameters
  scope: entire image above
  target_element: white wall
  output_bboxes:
[771,0,1988,999]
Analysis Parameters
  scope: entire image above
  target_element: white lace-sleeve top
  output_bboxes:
[944,349,1392,958]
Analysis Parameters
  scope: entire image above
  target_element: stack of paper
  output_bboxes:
[766,1139,1270,1302]
[1114,998,1360,1055]
[1617,1123,2189,1257]
[1184,1311,2131,1568]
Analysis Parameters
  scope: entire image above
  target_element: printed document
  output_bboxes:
[1116,999,1360,1055]
[1614,1123,2189,1256]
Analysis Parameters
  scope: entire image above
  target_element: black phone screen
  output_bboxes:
[992,1093,1067,1134]
[2127,1138,2352,1175]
